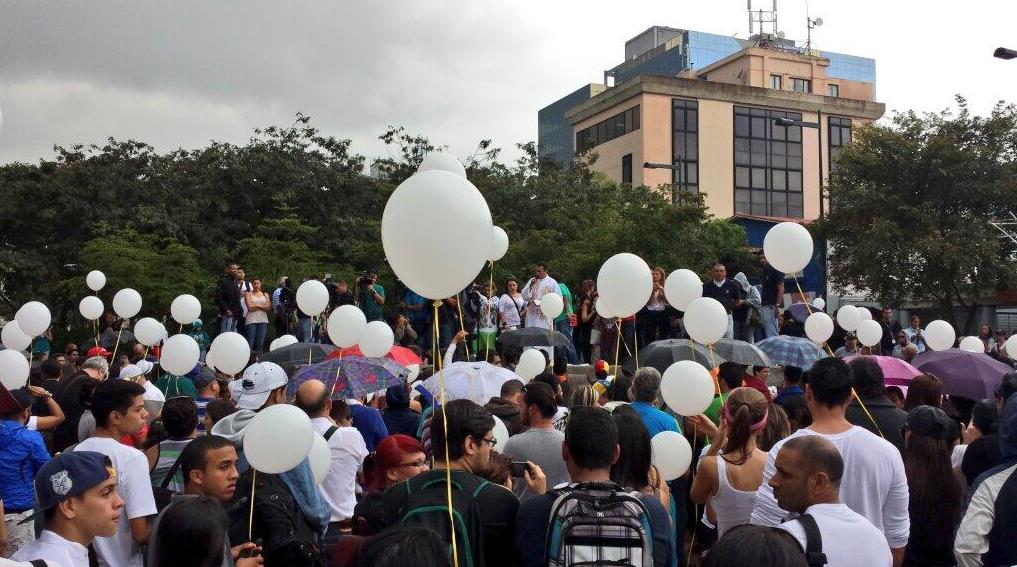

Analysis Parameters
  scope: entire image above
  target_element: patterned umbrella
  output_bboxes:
[844,355,922,386]
[324,345,423,367]
[713,338,772,367]
[912,348,1013,400]
[755,336,826,370]
[286,356,410,400]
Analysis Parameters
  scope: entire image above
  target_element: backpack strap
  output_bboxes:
[159,450,186,490]
[30,561,49,567]
[323,425,340,441]
[795,513,828,567]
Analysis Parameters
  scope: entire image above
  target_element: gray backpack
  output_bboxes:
[544,482,655,567]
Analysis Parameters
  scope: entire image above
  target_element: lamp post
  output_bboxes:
[775,115,826,299]
[995,47,1017,60]
[644,160,685,204]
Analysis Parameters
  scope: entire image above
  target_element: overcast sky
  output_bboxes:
[1,0,1015,167]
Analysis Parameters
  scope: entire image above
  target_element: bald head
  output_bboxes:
[294,379,330,417]
[783,435,844,485]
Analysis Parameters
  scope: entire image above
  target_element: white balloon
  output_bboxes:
[1005,335,1017,359]
[651,431,693,481]
[660,361,715,416]
[328,305,367,348]
[204,349,218,372]
[112,289,142,319]
[664,269,702,311]
[359,321,394,358]
[0,349,30,390]
[209,332,250,376]
[597,253,653,318]
[134,317,167,347]
[270,335,299,352]
[836,305,861,332]
[684,297,727,345]
[15,301,51,337]
[804,312,835,344]
[382,170,492,299]
[515,349,546,380]
[540,293,565,321]
[489,226,509,262]
[160,334,200,376]
[243,404,315,474]
[960,336,985,353]
[856,319,883,347]
[763,221,814,273]
[594,297,615,319]
[859,308,873,321]
[296,280,329,317]
[85,270,106,292]
[1,321,31,352]
[308,434,331,485]
[812,297,826,310]
[418,151,467,178]
[492,415,510,450]
[170,294,202,325]
[924,320,956,352]
[79,296,104,321]
[406,363,422,382]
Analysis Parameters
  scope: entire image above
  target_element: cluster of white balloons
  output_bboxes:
[0,301,53,389]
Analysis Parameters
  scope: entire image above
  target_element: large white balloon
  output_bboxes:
[836,305,861,332]
[170,294,202,325]
[540,293,564,321]
[489,226,509,262]
[856,319,883,347]
[134,317,167,347]
[359,321,394,358]
[515,349,546,380]
[0,350,30,390]
[418,151,467,178]
[79,296,104,321]
[15,301,51,337]
[960,336,985,353]
[858,308,873,321]
[492,415,510,450]
[804,312,835,344]
[924,320,956,352]
[763,222,814,273]
[595,297,615,319]
[112,289,142,319]
[85,270,106,292]
[660,361,715,416]
[296,280,329,317]
[651,431,693,481]
[209,332,250,375]
[683,297,727,345]
[243,404,315,474]
[269,335,299,352]
[812,297,826,310]
[1,322,31,352]
[307,434,331,485]
[160,334,200,376]
[328,305,367,348]
[204,349,218,372]
[1005,335,1017,359]
[664,269,702,311]
[597,253,653,318]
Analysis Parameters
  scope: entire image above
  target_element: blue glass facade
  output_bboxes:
[822,51,877,85]
[537,84,602,163]
[686,31,743,71]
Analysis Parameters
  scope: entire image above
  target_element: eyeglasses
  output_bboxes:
[478,436,497,448]
[396,460,429,469]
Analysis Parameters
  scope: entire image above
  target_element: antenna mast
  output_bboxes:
[747,0,779,39]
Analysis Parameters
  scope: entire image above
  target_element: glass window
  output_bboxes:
[790,78,812,93]
[733,105,806,218]
[829,116,853,170]
[672,99,699,195]
[735,115,750,137]
[572,105,641,152]
[828,84,839,97]
[770,74,782,90]
[622,154,633,185]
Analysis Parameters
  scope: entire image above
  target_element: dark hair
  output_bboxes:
[803,357,853,407]
[783,366,803,385]
[609,412,652,490]
[161,397,198,439]
[1000,373,1017,403]
[783,436,844,484]
[504,277,519,290]
[180,435,235,482]
[553,357,568,376]
[205,399,236,428]
[565,406,617,470]
[848,357,885,398]
[500,379,524,398]
[779,395,812,431]
[705,525,808,567]
[606,374,633,403]
[430,400,494,462]
[522,382,558,419]
[92,379,146,427]
[718,362,745,391]
[329,399,351,423]
[904,422,964,548]
[533,372,562,404]
[79,378,99,410]
[354,525,452,567]
[630,368,662,403]
[972,400,999,435]
[904,374,943,410]
[41,360,62,380]
[535,262,548,271]
[722,387,769,465]
[758,403,791,451]
[149,496,228,567]
[479,452,512,487]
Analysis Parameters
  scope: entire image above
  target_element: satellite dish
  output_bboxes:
[777,31,786,39]
[814,17,824,26]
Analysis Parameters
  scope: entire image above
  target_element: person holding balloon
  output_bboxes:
[701,263,744,340]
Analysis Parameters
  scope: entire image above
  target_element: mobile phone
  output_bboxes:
[510,461,529,478]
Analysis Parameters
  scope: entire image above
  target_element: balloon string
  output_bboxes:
[794,277,835,356]
[178,323,183,334]
[633,314,639,369]
[852,387,884,438]
[613,320,622,377]
[686,420,700,567]
[433,300,459,567]
[110,326,124,363]
[93,320,99,352]
[486,261,494,363]
[329,348,343,398]
[455,297,471,362]
[248,469,257,541]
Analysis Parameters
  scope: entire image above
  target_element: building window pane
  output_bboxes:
[733,105,806,218]
[735,116,750,137]
[751,168,766,188]
[622,153,633,185]
[672,98,699,195]
[770,74,782,90]
[828,84,839,97]
[736,166,750,187]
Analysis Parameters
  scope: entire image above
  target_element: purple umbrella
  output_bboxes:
[286,356,411,400]
[912,348,1013,400]
[844,355,921,386]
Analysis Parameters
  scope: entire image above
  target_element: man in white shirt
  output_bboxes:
[294,379,368,544]
[751,357,909,567]
[12,451,122,567]
[73,380,156,567]
[520,263,559,331]
[772,435,892,567]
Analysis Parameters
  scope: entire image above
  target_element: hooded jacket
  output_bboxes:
[0,419,51,510]
[485,397,524,435]
[381,385,420,438]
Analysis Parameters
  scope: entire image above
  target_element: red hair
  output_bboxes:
[365,434,424,493]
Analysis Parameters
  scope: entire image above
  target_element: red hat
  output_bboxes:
[87,346,112,359]
[594,360,609,374]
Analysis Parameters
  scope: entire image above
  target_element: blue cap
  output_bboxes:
[35,451,115,510]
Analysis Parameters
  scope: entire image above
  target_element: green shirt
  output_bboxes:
[703,392,729,427]
[555,283,574,324]
[361,283,385,322]
[156,374,199,399]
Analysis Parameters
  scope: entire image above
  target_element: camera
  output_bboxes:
[357,272,374,286]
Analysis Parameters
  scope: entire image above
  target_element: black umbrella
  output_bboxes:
[623,339,726,374]
[496,328,571,349]
[259,342,337,375]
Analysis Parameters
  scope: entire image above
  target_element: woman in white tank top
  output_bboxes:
[690,387,770,536]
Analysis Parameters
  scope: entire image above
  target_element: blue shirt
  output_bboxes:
[774,385,804,406]
[0,419,51,510]
[403,291,429,323]
[350,404,389,452]
[630,401,681,438]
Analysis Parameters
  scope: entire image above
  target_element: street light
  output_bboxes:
[995,47,1017,60]
[644,160,686,204]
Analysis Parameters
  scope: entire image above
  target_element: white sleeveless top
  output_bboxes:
[713,454,759,536]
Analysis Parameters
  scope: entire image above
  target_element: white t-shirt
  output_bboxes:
[311,417,368,522]
[751,426,910,549]
[780,503,892,567]
[11,529,80,567]
[26,415,38,430]
[75,437,157,567]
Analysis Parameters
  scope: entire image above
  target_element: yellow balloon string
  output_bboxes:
[248,469,257,540]
[109,326,124,362]
[633,314,639,369]
[486,262,494,362]
[613,320,622,377]
[433,301,459,567]
[93,320,99,352]
[329,348,344,398]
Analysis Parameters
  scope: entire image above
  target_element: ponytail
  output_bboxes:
[721,387,768,465]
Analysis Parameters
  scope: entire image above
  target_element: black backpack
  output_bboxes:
[795,513,828,567]
[398,471,492,567]
[544,482,654,567]
[228,470,326,567]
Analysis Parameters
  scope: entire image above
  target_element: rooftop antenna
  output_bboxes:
[748,0,779,38]
[806,16,823,52]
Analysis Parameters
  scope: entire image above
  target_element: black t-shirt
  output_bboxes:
[702,279,744,314]
[761,266,785,306]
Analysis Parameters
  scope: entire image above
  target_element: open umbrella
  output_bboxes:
[912,348,1013,400]
[622,339,725,374]
[713,338,772,367]
[419,361,520,405]
[286,356,410,400]
[497,328,571,349]
[844,355,921,386]
[261,342,337,375]
[324,344,422,367]
[755,336,826,370]
[787,303,821,324]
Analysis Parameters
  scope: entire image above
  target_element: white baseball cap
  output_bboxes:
[228,362,288,410]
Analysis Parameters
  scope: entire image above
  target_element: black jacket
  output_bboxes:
[485,397,524,435]
[845,395,907,452]
[215,275,242,315]
[228,470,325,567]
